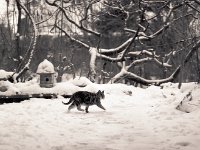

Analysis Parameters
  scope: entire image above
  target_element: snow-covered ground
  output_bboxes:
[0,80,200,150]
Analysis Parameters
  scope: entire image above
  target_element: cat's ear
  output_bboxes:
[101,90,104,94]
[97,90,101,93]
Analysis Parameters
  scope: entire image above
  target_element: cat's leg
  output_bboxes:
[85,105,89,113]
[97,103,106,110]
[68,103,75,112]
[77,104,84,111]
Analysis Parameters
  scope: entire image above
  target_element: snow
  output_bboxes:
[36,59,55,74]
[0,81,20,95]
[0,70,14,79]
[0,80,200,150]
[0,76,93,96]
[145,11,157,20]
[68,76,93,87]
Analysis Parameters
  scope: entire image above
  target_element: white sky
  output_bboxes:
[0,0,7,15]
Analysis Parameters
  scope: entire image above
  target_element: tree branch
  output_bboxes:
[55,24,90,49]
[45,0,101,37]
[14,0,38,80]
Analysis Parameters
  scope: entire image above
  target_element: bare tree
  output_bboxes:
[13,0,38,81]
[2,0,199,85]
[40,0,200,85]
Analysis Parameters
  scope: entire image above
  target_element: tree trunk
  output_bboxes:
[16,0,22,67]
[15,0,38,81]
[196,51,200,83]
[89,47,97,82]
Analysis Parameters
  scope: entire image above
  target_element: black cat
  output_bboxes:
[62,90,105,113]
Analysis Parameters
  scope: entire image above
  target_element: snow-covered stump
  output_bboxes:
[37,59,55,88]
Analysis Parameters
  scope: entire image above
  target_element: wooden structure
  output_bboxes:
[37,59,55,88]
[38,73,54,88]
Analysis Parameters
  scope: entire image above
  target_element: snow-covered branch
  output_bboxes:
[42,0,200,85]
[126,57,172,71]
[109,67,176,86]
[15,0,38,81]
[127,50,159,58]
[110,38,200,85]
[124,1,185,41]
[99,37,134,55]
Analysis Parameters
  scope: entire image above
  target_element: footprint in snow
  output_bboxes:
[175,141,190,147]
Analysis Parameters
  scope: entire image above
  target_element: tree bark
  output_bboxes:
[16,0,22,67]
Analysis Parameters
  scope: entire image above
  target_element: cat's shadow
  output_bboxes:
[65,110,113,117]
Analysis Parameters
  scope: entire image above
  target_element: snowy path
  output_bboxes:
[0,84,200,150]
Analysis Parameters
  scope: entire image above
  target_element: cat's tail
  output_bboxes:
[62,98,72,105]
